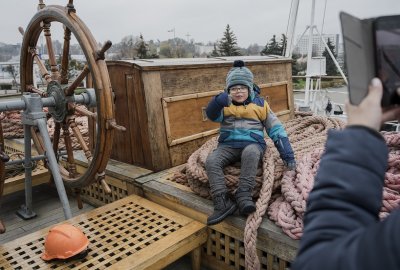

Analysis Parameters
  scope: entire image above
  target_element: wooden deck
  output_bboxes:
[1,137,298,269]
[0,181,210,270]
[0,194,207,270]
[0,184,94,245]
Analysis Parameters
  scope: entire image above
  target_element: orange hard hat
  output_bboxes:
[41,224,89,261]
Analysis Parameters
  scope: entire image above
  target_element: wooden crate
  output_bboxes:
[134,166,299,270]
[106,56,294,171]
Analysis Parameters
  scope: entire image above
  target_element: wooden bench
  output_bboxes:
[134,166,299,270]
[0,194,207,270]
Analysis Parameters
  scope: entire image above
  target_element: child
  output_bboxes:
[205,60,296,225]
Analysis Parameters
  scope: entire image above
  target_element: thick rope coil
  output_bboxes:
[0,110,89,150]
[244,153,275,270]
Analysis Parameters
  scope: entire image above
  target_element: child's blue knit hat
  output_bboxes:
[225,60,254,99]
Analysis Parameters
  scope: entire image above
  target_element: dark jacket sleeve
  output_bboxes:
[264,109,295,163]
[205,95,224,122]
[292,126,400,270]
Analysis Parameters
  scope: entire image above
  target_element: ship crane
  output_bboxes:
[285,0,348,116]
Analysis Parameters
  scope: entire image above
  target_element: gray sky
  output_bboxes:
[1,0,399,47]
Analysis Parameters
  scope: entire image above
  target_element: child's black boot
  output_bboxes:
[235,187,256,216]
[207,193,237,225]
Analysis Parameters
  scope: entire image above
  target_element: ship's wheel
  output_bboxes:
[19,1,121,189]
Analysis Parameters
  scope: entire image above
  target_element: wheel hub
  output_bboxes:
[47,81,67,122]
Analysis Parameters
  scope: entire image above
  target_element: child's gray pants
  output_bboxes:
[205,144,263,197]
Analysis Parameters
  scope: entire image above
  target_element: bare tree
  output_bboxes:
[3,65,19,87]
[117,35,138,59]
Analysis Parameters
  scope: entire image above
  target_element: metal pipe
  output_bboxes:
[0,89,94,112]
[21,124,35,218]
[70,92,89,105]
[0,99,26,112]
[41,96,56,107]
[37,119,72,219]
[6,154,46,166]
[5,150,67,166]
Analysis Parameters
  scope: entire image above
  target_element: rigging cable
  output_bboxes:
[319,0,328,76]
[283,0,294,56]
[318,0,329,114]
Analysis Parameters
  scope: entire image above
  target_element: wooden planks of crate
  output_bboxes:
[106,56,294,172]
[0,194,207,270]
[134,166,299,270]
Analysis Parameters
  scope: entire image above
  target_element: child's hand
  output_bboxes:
[215,92,232,107]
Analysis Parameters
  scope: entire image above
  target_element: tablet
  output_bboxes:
[340,12,375,105]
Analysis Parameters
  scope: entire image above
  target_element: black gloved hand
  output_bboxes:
[215,92,232,107]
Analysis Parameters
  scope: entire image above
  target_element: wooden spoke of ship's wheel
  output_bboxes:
[64,65,90,96]
[52,122,61,159]
[31,127,46,156]
[42,20,60,81]
[60,26,71,84]
[20,4,118,188]
[69,118,92,161]
[62,122,77,178]
[28,47,52,83]
[69,103,97,119]
[26,85,47,97]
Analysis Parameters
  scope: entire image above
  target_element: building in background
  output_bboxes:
[293,33,345,71]
[294,34,341,57]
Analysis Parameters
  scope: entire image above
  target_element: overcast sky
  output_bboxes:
[0,0,399,47]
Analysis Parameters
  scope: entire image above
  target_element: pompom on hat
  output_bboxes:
[225,60,255,100]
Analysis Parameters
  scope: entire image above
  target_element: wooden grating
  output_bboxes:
[203,228,290,270]
[80,179,128,206]
[0,195,207,270]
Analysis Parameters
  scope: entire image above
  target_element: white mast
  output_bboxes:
[304,0,316,107]
[284,0,300,58]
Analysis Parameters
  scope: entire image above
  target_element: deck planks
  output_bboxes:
[0,184,95,245]
[0,194,207,270]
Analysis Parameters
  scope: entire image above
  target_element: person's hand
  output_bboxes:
[215,92,232,107]
[346,78,400,131]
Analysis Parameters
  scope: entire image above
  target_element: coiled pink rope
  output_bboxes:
[269,131,400,238]
[0,110,89,150]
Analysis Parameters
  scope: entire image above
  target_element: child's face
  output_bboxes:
[229,85,249,103]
